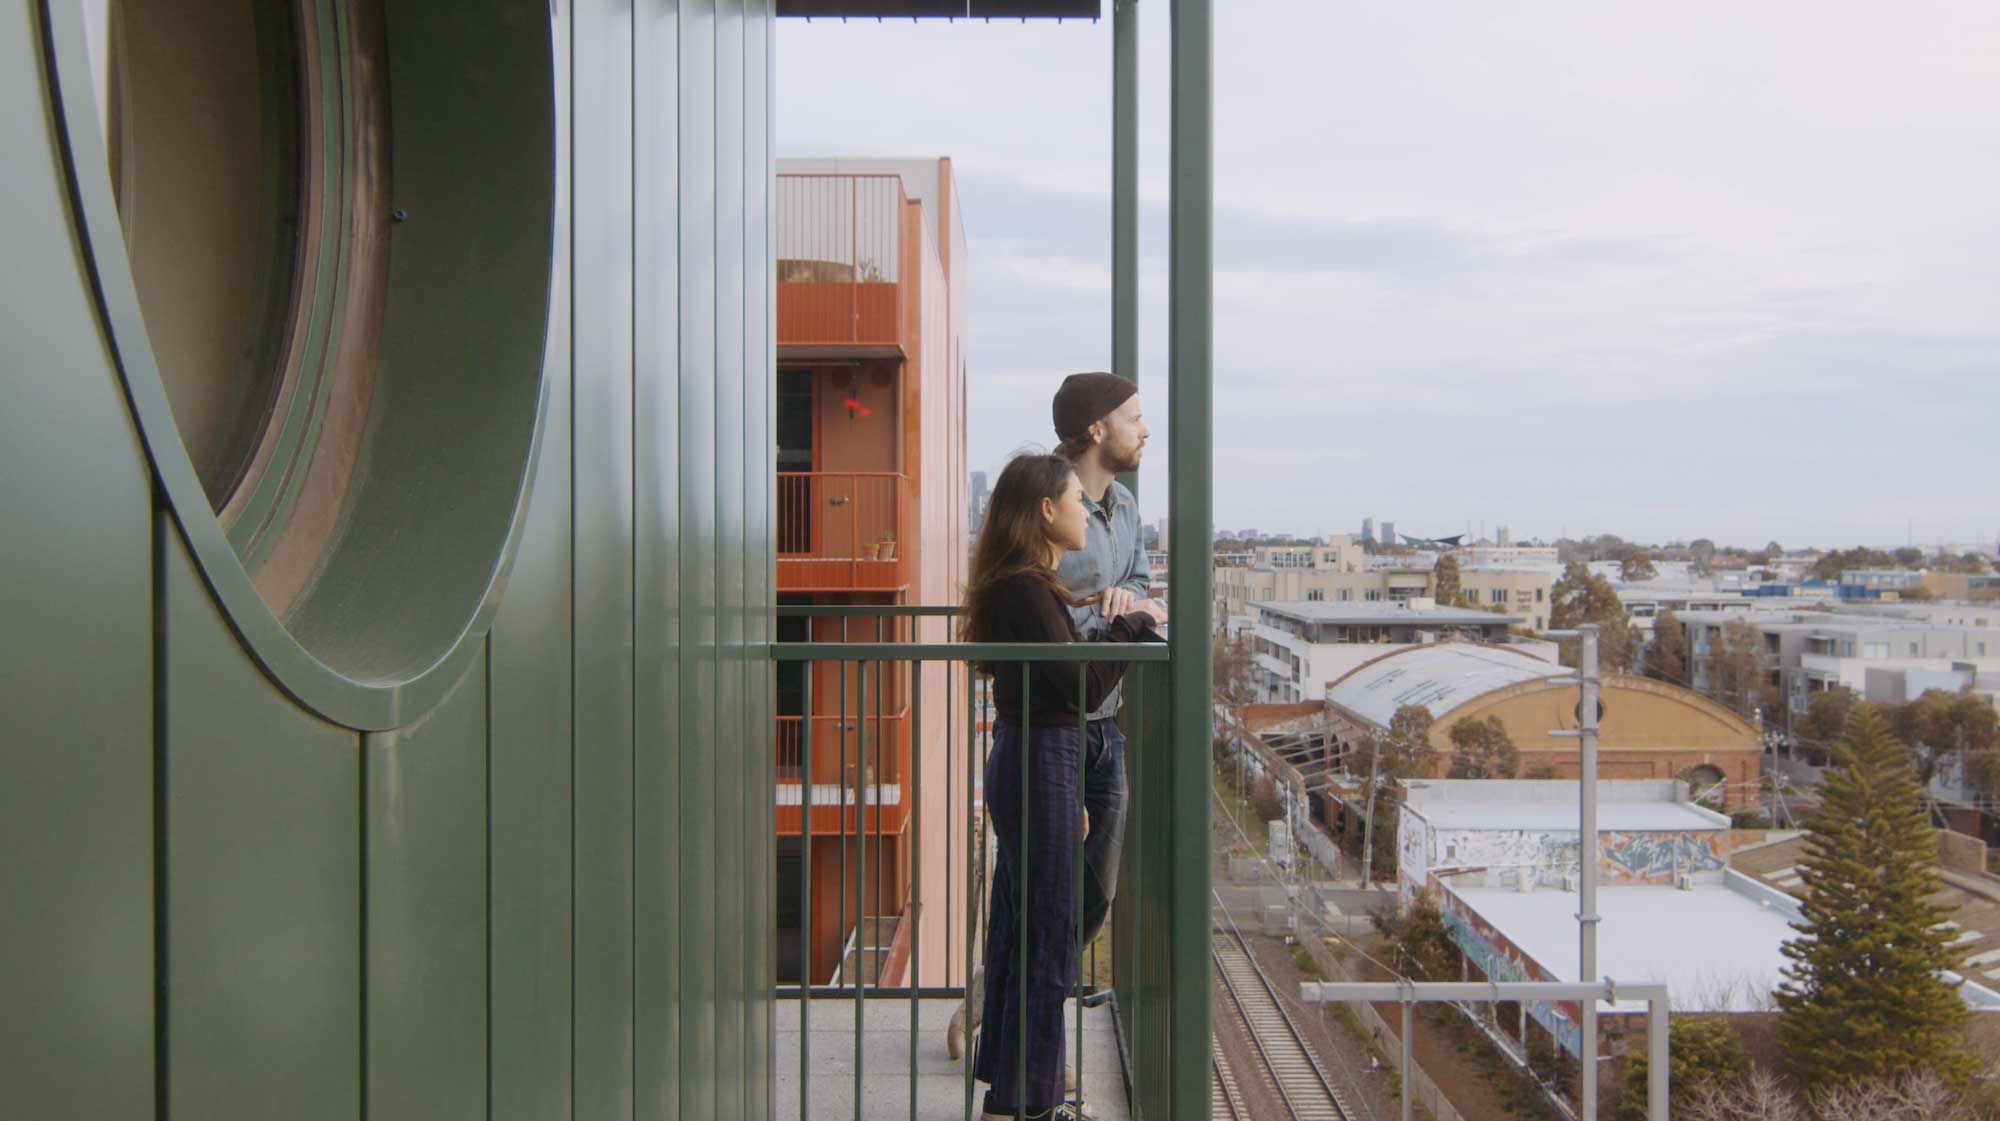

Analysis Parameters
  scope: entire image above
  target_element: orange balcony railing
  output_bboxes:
[776,472,909,592]
[776,173,908,348]
[775,705,911,836]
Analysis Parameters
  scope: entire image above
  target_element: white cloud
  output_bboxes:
[778,3,2000,548]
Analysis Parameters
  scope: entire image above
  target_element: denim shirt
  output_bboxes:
[1057,478,1151,720]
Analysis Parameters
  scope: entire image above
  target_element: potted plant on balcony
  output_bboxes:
[874,532,896,562]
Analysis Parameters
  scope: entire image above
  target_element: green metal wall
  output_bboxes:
[1,3,776,1120]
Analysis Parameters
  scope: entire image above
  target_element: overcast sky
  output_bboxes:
[775,3,1999,551]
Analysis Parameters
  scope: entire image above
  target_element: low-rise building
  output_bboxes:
[1215,548,1553,635]
[1324,644,1763,809]
[1246,600,1547,704]
[1678,606,2000,715]
[1395,779,1731,902]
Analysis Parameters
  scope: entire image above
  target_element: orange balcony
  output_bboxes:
[775,705,910,836]
[776,173,909,351]
[776,472,910,592]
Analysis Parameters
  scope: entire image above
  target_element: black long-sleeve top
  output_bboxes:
[983,573,1162,728]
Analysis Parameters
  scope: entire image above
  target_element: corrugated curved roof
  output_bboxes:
[1327,644,1567,728]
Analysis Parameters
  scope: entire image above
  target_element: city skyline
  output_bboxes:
[777,2,2000,548]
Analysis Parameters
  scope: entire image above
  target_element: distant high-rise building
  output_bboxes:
[1381,521,1396,546]
[1159,514,1171,551]
[969,470,989,531]
[1362,516,1374,543]
[1497,525,1511,546]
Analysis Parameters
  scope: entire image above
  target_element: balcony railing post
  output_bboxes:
[855,658,868,1121]
[799,670,813,1119]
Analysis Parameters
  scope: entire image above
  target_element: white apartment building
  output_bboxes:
[1245,600,1554,704]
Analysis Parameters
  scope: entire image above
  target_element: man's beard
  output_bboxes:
[1104,440,1144,474]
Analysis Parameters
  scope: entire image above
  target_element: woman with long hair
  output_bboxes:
[963,453,1161,1121]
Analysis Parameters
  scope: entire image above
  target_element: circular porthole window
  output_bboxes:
[62,1,556,727]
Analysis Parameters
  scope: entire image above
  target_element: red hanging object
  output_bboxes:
[844,395,872,419]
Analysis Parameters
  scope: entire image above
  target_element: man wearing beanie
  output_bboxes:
[1052,371,1166,952]
[947,373,1166,1101]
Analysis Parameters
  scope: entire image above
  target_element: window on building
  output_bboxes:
[1841,640,1855,657]
[1491,588,1510,604]
[1909,642,1919,656]
[1364,590,1382,602]
[1863,642,1888,659]
[1307,589,1324,601]
[1338,589,1352,602]
[1536,588,1545,603]
[1979,642,1988,656]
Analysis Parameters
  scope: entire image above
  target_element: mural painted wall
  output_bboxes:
[1438,893,1584,1056]
[1415,825,1726,889]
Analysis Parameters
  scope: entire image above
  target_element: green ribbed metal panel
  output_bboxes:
[4,3,780,1117]
[0,9,154,1116]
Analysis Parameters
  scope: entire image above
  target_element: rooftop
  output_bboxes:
[1327,644,1568,729]
[1258,601,1521,627]
[1404,779,1729,833]
[1445,875,1800,1013]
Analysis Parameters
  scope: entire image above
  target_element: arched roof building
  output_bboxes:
[1327,644,1763,810]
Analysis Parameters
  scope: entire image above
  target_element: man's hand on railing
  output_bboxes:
[1097,586,1138,620]
[1133,598,1169,626]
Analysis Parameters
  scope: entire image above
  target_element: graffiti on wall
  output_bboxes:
[1600,830,1725,882]
[1439,894,1584,1057]
[1427,826,1725,887]
[1398,811,1428,899]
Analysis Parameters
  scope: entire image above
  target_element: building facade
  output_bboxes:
[1246,601,1547,704]
[1325,645,1763,810]
[773,160,970,987]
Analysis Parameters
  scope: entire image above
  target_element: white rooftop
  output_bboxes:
[1445,876,1799,1012]
[1404,780,1731,832]
[1327,644,1568,728]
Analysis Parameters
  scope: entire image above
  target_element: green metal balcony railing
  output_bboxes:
[771,603,1206,1121]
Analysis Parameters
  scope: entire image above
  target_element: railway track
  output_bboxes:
[1211,912,1354,1121]
[1211,1038,1249,1121]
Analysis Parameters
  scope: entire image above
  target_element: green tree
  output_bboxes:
[1702,620,1776,724]
[1433,552,1468,607]
[1646,610,1689,687]
[1372,890,1459,983]
[1551,560,1642,672]
[1616,1018,1746,1121]
[1358,704,1438,885]
[1620,549,1658,582]
[1799,685,1861,765]
[1912,686,2000,799]
[1811,546,1895,583]
[1213,635,1255,707]
[1446,716,1520,779]
[1775,706,1974,1089]
[1689,538,1719,578]
[1893,546,1926,568]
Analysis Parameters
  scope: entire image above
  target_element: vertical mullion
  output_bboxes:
[1016,663,1029,1121]
[963,661,977,1121]
[908,653,921,1121]
[1074,662,1087,1112]
[799,666,812,1121]
[854,659,868,1121]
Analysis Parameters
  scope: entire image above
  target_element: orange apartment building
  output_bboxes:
[773,160,972,988]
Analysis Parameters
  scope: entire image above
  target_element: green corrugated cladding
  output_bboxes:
[0,4,778,1120]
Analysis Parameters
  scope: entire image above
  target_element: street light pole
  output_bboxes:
[1547,625,1603,1121]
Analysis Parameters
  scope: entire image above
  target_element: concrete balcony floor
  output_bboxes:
[776,996,1132,1121]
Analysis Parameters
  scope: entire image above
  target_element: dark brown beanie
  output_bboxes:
[1052,372,1137,443]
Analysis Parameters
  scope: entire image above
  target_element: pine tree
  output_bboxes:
[1774,705,1973,1088]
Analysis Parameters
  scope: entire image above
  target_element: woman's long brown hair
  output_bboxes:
[961,453,1082,643]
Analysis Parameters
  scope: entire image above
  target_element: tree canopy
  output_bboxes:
[1446,716,1520,779]
[1551,560,1641,672]
[1775,705,1974,1088]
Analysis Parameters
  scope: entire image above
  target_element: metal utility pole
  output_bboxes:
[1548,624,1603,1121]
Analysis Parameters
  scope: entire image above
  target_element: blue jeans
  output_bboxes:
[1079,717,1127,951]
[974,720,1084,1114]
